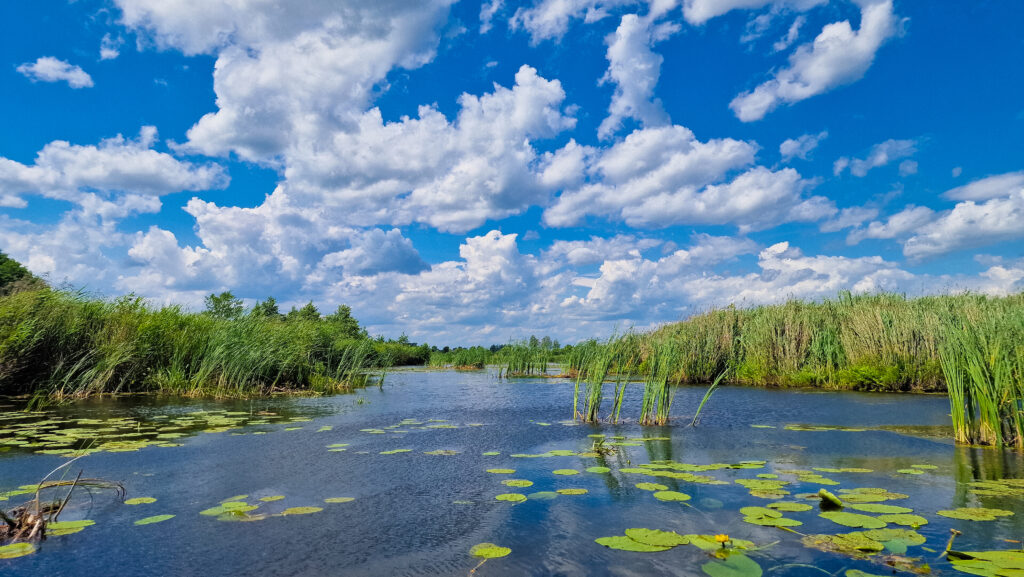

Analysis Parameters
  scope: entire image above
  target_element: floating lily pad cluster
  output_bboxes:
[802,528,926,557]
[948,549,1024,576]
[0,408,310,457]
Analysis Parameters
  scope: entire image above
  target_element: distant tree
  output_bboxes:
[442,346,450,353]
[0,251,44,294]
[324,304,362,338]
[250,296,281,319]
[204,291,243,320]
[397,333,411,345]
[541,335,552,350]
[287,301,321,322]
[552,339,561,351]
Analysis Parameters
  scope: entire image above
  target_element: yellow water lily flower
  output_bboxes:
[715,534,730,547]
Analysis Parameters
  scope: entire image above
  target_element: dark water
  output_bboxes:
[2,370,1023,576]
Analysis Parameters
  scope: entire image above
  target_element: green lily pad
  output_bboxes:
[937,507,1014,521]
[124,497,156,505]
[47,519,95,535]
[948,549,1024,576]
[877,513,928,527]
[652,490,691,502]
[221,494,249,502]
[767,501,813,512]
[134,514,175,526]
[482,451,500,456]
[424,449,459,455]
[595,536,672,552]
[502,479,534,488]
[847,503,913,514]
[586,466,611,474]
[896,469,924,475]
[845,570,891,577]
[820,511,887,529]
[624,528,689,547]
[0,542,35,559]
[324,497,355,503]
[487,468,516,474]
[635,482,668,491]
[470,543,511,559]
[556,488,588,495]
[201,503,258,516]
[910,464,937,470]
[552,469,579,476]
[802,532,885,555]
[279,506,322,515]
[701,553,763,577]
[495,493,527,503]
[326,443,349,448]
[259,495,285,502]
[380,449,412,455]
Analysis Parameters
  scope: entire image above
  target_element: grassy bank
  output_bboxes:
[0,288,427,400]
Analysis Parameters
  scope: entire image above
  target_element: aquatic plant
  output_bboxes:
[0,288,404,399]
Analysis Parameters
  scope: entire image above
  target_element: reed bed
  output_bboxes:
[568,291,1024,448]
[0,289,409,399]
[496,342,551,378]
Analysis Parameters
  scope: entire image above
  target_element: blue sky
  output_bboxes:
[1,0,1022,345]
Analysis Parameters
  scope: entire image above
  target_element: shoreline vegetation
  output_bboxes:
[1,251,1022,447]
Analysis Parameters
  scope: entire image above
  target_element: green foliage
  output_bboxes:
[0,288,397,398]
[204,291,243,320]
[250,297,281,319]
[0,251,43,294]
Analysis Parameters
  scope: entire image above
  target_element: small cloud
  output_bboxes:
[835,139,916,177]
[780,130,827,162]
[16,57,94,89]
[480,0,503,34]
[154,78,169,87]
[522,230,540,241]
[952,166,963,177]
[898,159,918,176]
[100,34,123,60]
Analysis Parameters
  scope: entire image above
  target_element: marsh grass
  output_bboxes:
[0,289,391,399]
[497,342,550,378]
[569,292,1024,445]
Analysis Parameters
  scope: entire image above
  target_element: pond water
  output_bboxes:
[2,369,1024,576]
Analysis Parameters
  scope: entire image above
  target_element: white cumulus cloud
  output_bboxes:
[16,57,94,88]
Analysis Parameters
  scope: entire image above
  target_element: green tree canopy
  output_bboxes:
[251,296,281,319]
[287,301,321,322]
[324,304,363,339]
[203,291,243,320]
[0,251,43,294]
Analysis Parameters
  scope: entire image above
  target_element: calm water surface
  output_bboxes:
[2,369,1023,576]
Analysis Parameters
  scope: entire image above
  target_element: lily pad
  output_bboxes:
[652,490,691,502]
[624,528,689,547]
[495,493,527,503]
[802,532,885,555]
[595,536,672,552]
[134,514,175,525]
[502,479,534,488]
[552,469,579,476]
[635,482,668,491]
[124,497,156,505]
[482,451,500,456]
[586,466,611,474]
[686,535,755,551]
[877,513,928,527]
[487,468,516,474]
[279,506,323,515]
[324,497,355,503]
[557,488,588,495]
[948,549,1024,576]
[47,519,95,535]
[937,507,1014,521]
[470,543,511,559]
[701,553,763,577]
[896,469,924,475]
[259,495,286,502]
[767,501,813,512]
[847,503,912,514]
[380,449,412,455]
[820,511,887,529]
[0,542,35,559]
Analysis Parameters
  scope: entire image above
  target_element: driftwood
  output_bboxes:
[1,458,124,545]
